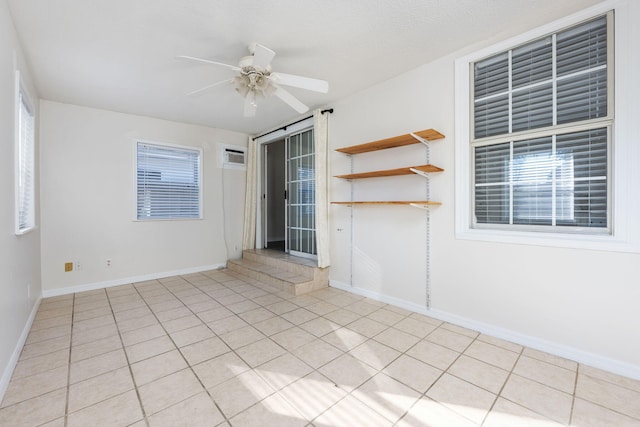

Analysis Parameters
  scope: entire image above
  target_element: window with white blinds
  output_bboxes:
[471,14,612,232]
[16,87,35,234]
[136,142,202,220]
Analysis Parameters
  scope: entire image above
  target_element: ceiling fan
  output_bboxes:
[178,43,329,117]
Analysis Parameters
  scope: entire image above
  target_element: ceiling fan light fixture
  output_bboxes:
[181,43,328,117]
[235,84,249,98]
[233,66,277,107]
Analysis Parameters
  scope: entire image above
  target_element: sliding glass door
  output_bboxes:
[286,129,317,258]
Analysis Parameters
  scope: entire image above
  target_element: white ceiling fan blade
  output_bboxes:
[251,43,276,69]
[176,55,240,71]
[186,79,232,96]
[274,87,309,114]
[270,72,329,93]
[244,92,257,117]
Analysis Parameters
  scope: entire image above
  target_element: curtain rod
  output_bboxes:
[253,108,334,140]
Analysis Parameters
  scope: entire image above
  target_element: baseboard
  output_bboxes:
[329,279,640,381]
[42,263,227,298]
[0,296,42,403]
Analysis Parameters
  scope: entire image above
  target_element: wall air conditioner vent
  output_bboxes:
[225,149,245,165]
[218,144,247,170]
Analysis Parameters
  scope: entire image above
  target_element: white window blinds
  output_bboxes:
[16,90,35,234]
[472,14,611,232]
[136,142,202,220]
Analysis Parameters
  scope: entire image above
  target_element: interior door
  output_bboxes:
[286,128,317,259]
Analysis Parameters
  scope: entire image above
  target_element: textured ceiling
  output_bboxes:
[7,0,604,134]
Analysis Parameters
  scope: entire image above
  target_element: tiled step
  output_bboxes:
[227,250,329,296]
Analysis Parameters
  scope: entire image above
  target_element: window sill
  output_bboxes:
[455,227,640,254]
[15,225,37,236]
[133,217,203,222]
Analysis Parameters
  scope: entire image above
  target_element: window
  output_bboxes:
[470,13,612,234]
[136,141,202,220]
[16,75,35,234]
[454,2,640,253]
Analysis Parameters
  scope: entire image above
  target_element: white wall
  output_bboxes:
[0,0,41,397]
[40,101,247,294]
[329,1,640,378]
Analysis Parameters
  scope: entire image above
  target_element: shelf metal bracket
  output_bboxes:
[409,203,431,210]
[409,167,431,179]
[410,132,430,146]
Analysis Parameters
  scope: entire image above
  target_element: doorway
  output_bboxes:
[262,128,317,259]
[263,139,286,251]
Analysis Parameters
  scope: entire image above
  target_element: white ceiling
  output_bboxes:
[7,0,604,135]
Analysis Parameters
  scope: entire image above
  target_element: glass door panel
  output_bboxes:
[286,129,317,258]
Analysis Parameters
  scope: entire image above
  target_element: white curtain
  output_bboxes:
[242,136,258,250]
[314,110,331,268]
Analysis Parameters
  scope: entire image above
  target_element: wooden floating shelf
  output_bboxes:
[336,129,445,155]
[335,164,444,179]
[331,201,442,206]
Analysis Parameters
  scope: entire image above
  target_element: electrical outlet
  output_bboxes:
[75,262,82,271]
[106,259,112,267]
[64,262,73,272]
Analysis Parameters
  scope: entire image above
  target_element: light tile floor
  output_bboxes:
[1,269,640,427]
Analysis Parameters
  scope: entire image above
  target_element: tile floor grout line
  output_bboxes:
[479,340,526,426]
[570,364,640,424]
[418,327,481,425]
[350,318,473,425]
[487,344,580,425]
[201,271,332,424]
[315,310,452,425]
[172,274,244,426]
[63,292,77,427]
[198,272,373,425]
[66,289,130,421]
[106,281,153,427]
[568,363,581,426]
[135,278,217,424]
[507,360,579,395]
[147,273,275,425]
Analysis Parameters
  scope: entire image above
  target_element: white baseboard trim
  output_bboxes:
[42,263,227,298]
[0,297,42,403]
[330,279,640,381]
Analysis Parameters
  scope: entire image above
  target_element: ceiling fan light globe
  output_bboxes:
[255,76,270,91]
[235,85,249,97]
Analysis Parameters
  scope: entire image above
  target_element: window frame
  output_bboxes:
[454,0,640,253]
[134,139,203,221]
[470,13,613,234]
[15,70,36,235]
